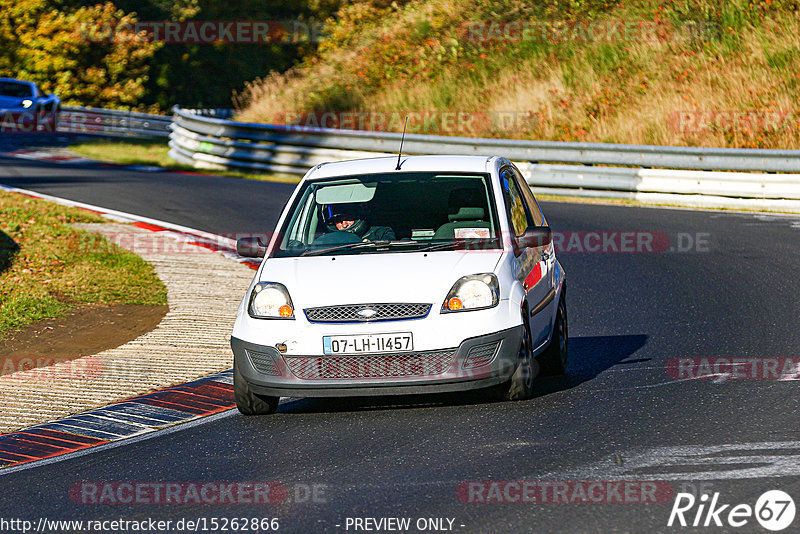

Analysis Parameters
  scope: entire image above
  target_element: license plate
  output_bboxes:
[323,333,413,355]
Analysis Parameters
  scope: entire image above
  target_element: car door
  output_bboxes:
[500,166,553,349]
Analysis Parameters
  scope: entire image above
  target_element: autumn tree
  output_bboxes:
[0,0,161,109]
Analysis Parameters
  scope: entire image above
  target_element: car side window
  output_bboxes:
[511,168,545,227]
[501,168,533,237]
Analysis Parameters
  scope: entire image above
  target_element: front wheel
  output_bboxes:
[494,310,536,401]
[539,296,568,376]
[234,361,279,415]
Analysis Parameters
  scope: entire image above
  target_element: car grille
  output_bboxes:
[304,303,431,323]
[284,349,457,379]
[462,341,500,369]
[246,349,280,376]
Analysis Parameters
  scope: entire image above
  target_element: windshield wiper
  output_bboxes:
[416,239,501,252]
[301,241,374,256]
[300,240,420,257]
[416,241,460,252]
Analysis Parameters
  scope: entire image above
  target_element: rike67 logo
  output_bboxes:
[668,490,795,531]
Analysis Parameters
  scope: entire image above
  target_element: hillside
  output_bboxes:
[236,0,800,149]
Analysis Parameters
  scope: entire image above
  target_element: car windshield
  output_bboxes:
[0,81,33,98]
[272,172,501,257]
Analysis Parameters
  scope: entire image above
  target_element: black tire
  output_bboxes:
[234,361,279,415]
[494,310,536,401]
[539,295,568,376]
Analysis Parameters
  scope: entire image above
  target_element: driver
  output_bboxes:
[322,204,395,241]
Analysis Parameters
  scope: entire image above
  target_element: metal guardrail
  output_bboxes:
[167,107,800,210]
[178,108,235,120]
[168,107,800,173]
[58,106,172,138]
[51,105,800,210]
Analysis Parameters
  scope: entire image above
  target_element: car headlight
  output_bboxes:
[21,99,33,108]
[248,282,295,319]
[442,274,499,313]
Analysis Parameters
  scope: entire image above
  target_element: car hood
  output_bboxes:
[0,95,26,109]
[260,250,504,307]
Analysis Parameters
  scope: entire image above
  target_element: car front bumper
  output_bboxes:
[232,326,523,398]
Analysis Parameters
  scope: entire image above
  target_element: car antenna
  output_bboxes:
[395,116,408,170]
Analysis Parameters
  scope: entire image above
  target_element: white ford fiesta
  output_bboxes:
[231,155,567,414]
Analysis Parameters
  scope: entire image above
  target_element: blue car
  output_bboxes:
[0,78,60,132]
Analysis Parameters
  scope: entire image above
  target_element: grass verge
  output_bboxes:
[0,191,168,339]
[69,138,300,183]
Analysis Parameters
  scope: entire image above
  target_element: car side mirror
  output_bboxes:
[237,237,267,258]
[517,226,552,249]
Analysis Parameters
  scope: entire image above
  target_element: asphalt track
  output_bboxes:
[1,136,800,533]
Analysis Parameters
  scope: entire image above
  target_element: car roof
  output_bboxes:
[305,155,497,180]
[0,78,34,86]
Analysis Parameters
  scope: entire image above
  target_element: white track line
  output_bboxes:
[0,409,238,476]
[0,183,237,248]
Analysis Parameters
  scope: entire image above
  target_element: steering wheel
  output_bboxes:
[312,231,362,246]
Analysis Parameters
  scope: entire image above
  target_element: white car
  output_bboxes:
[231,155,567,414]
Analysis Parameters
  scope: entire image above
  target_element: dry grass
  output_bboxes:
[0,191,167,338]
[69,139,299,183]
[236,0,800,149]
